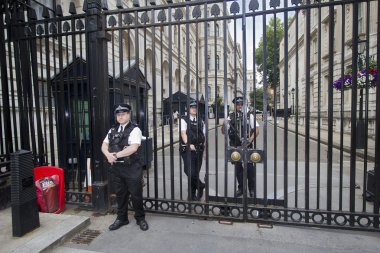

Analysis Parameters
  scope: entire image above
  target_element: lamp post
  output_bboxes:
[356,41,366,149]
[268,88,274,116]
[291,87,295,115]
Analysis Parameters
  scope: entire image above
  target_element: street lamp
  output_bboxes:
[268,88,274,116]
[356,39,367,149]
[291,88,295,115]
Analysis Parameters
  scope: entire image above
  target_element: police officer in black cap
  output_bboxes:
[101,104,149,231]
[180,100,206,201]
[221,96,259,197]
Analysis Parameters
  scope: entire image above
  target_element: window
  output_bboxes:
[208,85,212,101]
[358,2,363,34]
[174,26,177,44]
[216,24,220,37]
[216,55,220,70]
[310,81,315,107]
[190,46,192,63]
[313,38,318,63]
[207,55,210,70]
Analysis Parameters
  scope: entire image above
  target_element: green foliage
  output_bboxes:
[216,96,223,105]
[255,17,284,88]
[249,87,264,111]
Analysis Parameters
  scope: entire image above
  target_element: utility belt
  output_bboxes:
[109,142,135,165]
[180,143,204,153]
[113,157,133,165]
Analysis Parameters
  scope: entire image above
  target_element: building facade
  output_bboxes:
[278,1,378,138]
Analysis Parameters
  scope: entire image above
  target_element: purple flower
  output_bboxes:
[332,66,377,91]
[332,75,352,90]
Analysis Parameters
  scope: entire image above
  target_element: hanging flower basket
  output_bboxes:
[332,59,377,91]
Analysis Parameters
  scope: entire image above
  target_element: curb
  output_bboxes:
[40,215,91,253]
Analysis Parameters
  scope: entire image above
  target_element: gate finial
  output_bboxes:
[133,0,140,7]
[69,2,77,14]
[269,0,280,8]
[230,1,240,15]
[249,0,259,11]
[56,5,63,17]
[102,0,108,10]
[291,0,303,5]
[42,7,50,19]
[28,9,37,20]
[116,0,123,9]
[86,0,102,10]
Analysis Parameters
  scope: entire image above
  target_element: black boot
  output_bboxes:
[235,189,243,197]
[197,183,205,200]
[109,219,129,231]
[137,219,149,231]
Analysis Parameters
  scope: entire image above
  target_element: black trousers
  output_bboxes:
[112,165,145,222]
[235,162,255,192]
[181,150,204,198]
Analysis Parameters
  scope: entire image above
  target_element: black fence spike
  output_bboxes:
[192,6,201,19]
[116,0,123,9]
[69,2,77,14]
[28,9,37,20]
[83,0,88,12]
[56,5,63,17]
[42,6,50,19]
[249,0,259,11]
[102,0,108,10]
[133,0,140,7]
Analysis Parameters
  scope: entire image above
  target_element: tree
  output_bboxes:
[255,17,284,88]
[250,87,264,111]
[215,96,223,106]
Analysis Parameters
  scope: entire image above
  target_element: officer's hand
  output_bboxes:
[241,140,249,148]
[106,153,117,164]
[190,144,196,151]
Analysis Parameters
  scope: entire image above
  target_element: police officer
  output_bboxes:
[101,104,149,231]
[180,100,206,201]
[221,96,259,197]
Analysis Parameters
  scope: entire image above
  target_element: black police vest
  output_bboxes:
[180,117,205,147]
[228,111,252,146]
[108,122,141,165]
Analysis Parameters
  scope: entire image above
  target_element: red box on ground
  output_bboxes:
[34,166,65,214]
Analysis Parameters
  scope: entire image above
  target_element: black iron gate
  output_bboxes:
[1,0,379,231]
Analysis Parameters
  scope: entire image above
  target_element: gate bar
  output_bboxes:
[304,0,311,223]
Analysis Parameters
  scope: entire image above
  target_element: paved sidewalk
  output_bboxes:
[0,207,89,253]
[52,207,380,253]
[2,203,380,253]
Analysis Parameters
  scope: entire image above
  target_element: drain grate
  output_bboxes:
[71,229,101,245]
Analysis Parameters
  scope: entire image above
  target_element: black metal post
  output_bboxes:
[86,0,111,212]
[356,51,366,149]
[291,88,295,115]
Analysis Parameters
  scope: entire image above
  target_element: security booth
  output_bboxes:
[108,60,151,131]
[108,60,152,170]
[162,91,207,124]
[51,58,151,203]
[162,91,193,125]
